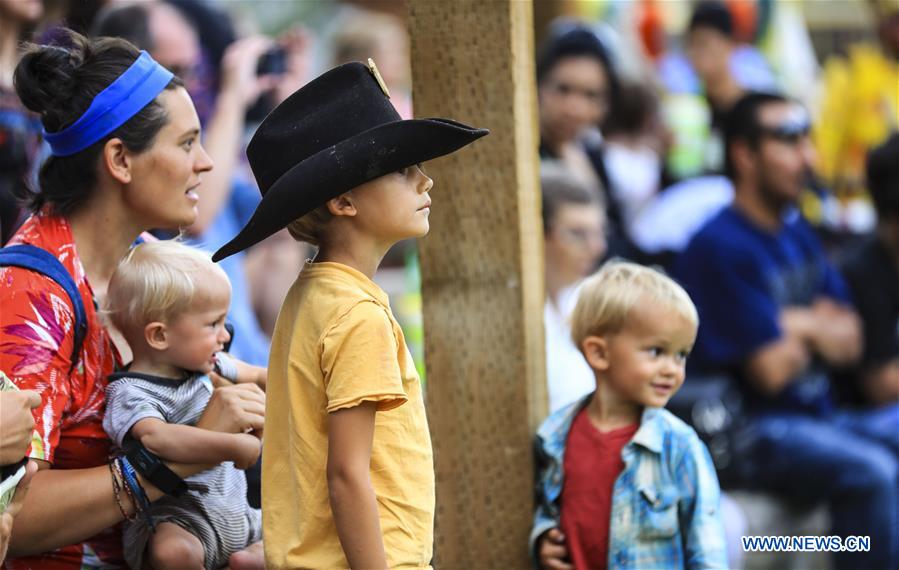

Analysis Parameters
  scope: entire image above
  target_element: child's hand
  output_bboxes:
[197,383,265,435]
[537,528,572,570]
[231,433,262,470]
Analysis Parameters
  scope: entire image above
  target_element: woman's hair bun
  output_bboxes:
[14,34,89,131]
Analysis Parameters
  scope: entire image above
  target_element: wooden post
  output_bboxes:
[407,1,546,568]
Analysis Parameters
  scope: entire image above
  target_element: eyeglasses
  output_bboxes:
[545,81,608,105]
[555,227,605,246]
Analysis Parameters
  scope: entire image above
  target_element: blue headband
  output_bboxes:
[43,51,174,157]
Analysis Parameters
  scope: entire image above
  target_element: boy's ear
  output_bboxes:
[103,138,133,185]
[144,322,169,351]
[581,335,610,371]
[326,192,357,218]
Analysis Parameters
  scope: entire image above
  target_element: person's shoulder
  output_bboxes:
[653,408,706,453]
[106,372,178,398]
[323,298,396,346]
[782,210,825,243]
[654,407,695,439]
[0,263,71,300]
[104,374,150,411]
[339,298,393,328]
[653,408,715,469]
[300,264,386,307]
[293,265,392,334]
[679,208,756,266]
[0,266,77,357]
[689,208,753,247]
[0,213,82,317]
[6,210,75,252]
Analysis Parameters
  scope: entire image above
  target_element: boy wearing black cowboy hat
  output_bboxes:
[213,60,487,569]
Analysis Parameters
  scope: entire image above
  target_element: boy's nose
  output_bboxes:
[419,175,434,194]
[661,358,680,377]
[414,165,434,194]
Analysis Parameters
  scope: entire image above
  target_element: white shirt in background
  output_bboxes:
[544,284,597,414]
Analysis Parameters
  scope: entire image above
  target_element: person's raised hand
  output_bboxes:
[272,26,313,105]
[219,35,279,108]
[0,391,40,466]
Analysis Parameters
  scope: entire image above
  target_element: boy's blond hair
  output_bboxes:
[105,240,229,335]
[570,260,698,349]
[287,204,333,246]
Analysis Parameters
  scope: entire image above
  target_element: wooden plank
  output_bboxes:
[407,1,546,567]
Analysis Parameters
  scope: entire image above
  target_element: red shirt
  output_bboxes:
[560,409,639,570]
[0,212,124,569]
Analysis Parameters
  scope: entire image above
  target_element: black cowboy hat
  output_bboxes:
[212,61,489,261]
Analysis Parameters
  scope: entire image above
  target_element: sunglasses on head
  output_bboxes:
[755,118,811,143]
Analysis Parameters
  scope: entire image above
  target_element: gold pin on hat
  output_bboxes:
[368,58,390,99]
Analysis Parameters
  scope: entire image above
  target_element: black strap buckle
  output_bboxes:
[123,439,189,497]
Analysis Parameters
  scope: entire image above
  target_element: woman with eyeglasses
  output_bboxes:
[537,21,639,261]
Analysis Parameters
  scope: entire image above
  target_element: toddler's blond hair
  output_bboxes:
[570,260,698,350]
[106,240,229,335]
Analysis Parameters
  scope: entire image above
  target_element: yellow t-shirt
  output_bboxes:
[262,261,434,569]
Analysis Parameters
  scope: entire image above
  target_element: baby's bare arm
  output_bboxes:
[235,360,267,391]
[130,418,261,468]
[210,357,267,391]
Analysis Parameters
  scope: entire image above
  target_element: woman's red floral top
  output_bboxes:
[0,211,124,568]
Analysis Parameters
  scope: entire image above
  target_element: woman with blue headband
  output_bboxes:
[0,31,265,569]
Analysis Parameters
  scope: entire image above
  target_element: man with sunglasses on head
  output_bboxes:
[674,92,898,569]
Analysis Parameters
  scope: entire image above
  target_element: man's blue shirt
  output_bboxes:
[673,206,851,414]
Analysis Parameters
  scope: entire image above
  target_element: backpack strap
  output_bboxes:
[0,244,88,374]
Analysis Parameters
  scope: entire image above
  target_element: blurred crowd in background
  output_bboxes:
[2,0,896,360]
[1,0,897,567]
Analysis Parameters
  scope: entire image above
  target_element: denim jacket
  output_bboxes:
[531,396,728,569]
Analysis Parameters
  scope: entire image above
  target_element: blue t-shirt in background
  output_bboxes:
[673,206,851,415]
